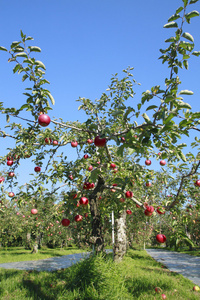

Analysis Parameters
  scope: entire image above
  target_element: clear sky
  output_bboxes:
[0,0,200,190]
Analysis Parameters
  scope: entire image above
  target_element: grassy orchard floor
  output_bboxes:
[148,246,200,257]
[0,249,199,299]
[0,246,86,264]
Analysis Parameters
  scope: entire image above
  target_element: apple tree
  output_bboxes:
[0,0,200,260]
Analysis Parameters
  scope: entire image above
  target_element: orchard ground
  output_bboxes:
[0,248,200,299]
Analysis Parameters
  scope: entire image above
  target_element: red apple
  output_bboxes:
[8,192,15,197]
[193,286,200,291]
[31,209,38,215]
[126,209,132,215]
[110,163,116,169]
[84,154,89,159]
[94,136,106,147]
[145,159,151,166]
[160,160,166,166]
[53,140,58,145]
[136,204,140,208]
[34,166,41,172]
[0,177,5,183]
[7,156,13,161]
[68,174,73,180]
[88,165,93,171]
[146,182,152,187]
[146,205,154,213]
[121,137,125,143]
[61,218,70,227]
[125,191,133,198]
[87,139,93,144]
[155,287,162,293]
[8,172,15,177]
[75,214,83,222]
[161,294,167,299]
[38,114,51,127]
[7,160,13,166]
[156,234,166,243]
[144,210,152,216]
[71,141,78,147]
[194,180,200,187]
[79,197,89,206]
[45,138,52,144]
[157,207,165,215]
[84,213,89,218]
[113,168,118,173]
[119,198,125,203]
[72,193,77,199]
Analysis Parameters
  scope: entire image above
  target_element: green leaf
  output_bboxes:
[168,14,180,22]
[90,169,99,182]
[183,60,189,70]
[176,6,184,14]
[112,110,124,116]
[142,113,150,122]
[25,36,34,41]
[22,74,29,82]
[29,46,41,52]
[46,92,55,105]
[0,46,7,51]
[189,0,199,3]
[117,145,124,157]
[15,52,27,58]
[179,90,193,95]
[179,151,187,162]
[192,51,200,56]
[183,54,190,59]
[185,10,200,19]
[35,60,46,70]
[6,115,10,123]
[182,0,188,6]
[146,105,158,111]
[13,64,21,74]
[163,113,175,124]
[163,22,178,28]
[182,32,194,42]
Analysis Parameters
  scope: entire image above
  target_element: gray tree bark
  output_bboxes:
[114,209,127,262]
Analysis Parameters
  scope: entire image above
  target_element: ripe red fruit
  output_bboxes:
[53,140,58,145]
[31,209,38,215]
[68,174,73,180]
[87,139,93,144]
[75,215,83,222]
[194,180,200,187]
[72,193,77,199]
[156,234,166,243]
[45,138,52,144]
[84,154,89,159]
[161,294,167,300]
[125,191,133,198]
[119,198,125,203]
[126,209,132,215]
[84,213,89,218]
[7,156,13,161]
[89,182,95,189]
[61,218,70,227]
[0,177,5,183]
[94,136,106,147]
[7,160,13,166]
[88,165,93,171]
[8,172,15,177]
[8,192,15,197]
[157,207,165,215]
[146,205,154,213]
[144,210,152,216]
[79,197,89,206]
[145,159,151,166]
[34,166,41,172]
[111,188,116,192]
[113,168,118,173]
[136,204,140,208]
[160,160,166,166]
[155,287,162,293]
[71,141,78,147]
[110,163,116,169]
[121,137,125,142]
[146,182,152,187]
[38,114,51,127]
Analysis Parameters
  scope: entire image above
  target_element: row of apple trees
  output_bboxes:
[0,0,200,260]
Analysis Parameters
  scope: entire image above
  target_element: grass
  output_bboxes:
[0,249,199,299]
[0,246,88,263]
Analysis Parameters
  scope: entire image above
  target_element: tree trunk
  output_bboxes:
[26,232,32,250]
[89,176,105,253]
[31,243,38,254]
[114,209,127,262]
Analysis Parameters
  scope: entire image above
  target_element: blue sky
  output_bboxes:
[0,0,200,190]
